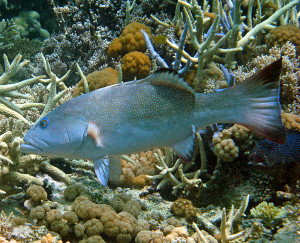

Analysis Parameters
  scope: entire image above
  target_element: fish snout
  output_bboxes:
[21,136,44,155]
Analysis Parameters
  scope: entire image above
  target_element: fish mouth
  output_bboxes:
[21,137,44,154]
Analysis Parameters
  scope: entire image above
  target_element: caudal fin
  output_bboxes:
[235,59,286,143]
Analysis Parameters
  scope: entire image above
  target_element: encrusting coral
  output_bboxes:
[26,184,47,204]
[120,150,157,188]
[212,124,252,162]
[281,111,300,132]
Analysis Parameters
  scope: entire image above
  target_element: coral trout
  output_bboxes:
[249,132,300,169]
[21,60,286,186]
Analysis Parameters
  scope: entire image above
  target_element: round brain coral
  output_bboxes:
[107,22,152,57]
[170,198,197,220]
[122,51,151,81]
[26,184,47,203]
[74,67,119,96]
[266,25,300,55]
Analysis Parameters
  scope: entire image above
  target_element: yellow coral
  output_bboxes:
[26,184,47,203]
[120,150,157,188]
[122,51,151,81]
[170,198,197,220]
[107,22,152,57]
[281,111,300,132]
[267,25,300,55]
[212,135,239,162]
[74,67,119,96]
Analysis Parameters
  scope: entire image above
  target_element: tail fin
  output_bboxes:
[235,58,286,143]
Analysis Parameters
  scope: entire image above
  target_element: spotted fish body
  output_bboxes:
[21,60,286,185]
[250,132,300,168]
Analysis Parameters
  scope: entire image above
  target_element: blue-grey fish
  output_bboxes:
[249,131,300,169]
[21,60,286,186]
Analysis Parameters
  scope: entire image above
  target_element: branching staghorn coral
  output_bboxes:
[147,132,212,195]
[196,195,250,243]
[152,0,299,81]
[0,54,45,124]
[39,53,70,118]
[233,42,300,114]
[224,0,299,68]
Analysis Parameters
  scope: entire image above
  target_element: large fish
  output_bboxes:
[21,60,286,186]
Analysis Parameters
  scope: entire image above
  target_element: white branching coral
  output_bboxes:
[0,54,45,124]
[147,132,211,195]
[196,195,250,243]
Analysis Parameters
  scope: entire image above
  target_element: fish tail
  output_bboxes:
[230,58,286,143]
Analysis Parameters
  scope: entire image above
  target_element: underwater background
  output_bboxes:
[0,0,299,242]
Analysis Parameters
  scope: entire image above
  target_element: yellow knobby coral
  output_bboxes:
[170,198,197,220]
[281,111,300,132]
[74,67,119,97]
[266,25,300,55]
[122,51,151,81]
[107,22,152,57]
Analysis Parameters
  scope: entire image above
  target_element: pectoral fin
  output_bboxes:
[94,156,122,186]
[171,126,195,161]
[87,121,104,147]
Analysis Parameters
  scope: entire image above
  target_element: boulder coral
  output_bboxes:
[266,25,300,55]
[107,22,152,57]
[122,51,151,81]
[74,67,119,96]
[170,198,197,220]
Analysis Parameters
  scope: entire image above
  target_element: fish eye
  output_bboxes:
[39,117,49,128]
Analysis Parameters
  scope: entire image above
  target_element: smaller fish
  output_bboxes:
[155,34,167,44]
[249,132,300,169]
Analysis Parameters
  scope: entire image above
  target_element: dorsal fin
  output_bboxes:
[140,68,195,95]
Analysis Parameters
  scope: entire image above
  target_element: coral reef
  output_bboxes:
[0,1,300,242]
[233,42,300,113]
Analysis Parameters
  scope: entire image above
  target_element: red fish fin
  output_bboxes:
[87,121,104,147]
[235,59,286,144]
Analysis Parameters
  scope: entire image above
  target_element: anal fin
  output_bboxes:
[171,126,195,161]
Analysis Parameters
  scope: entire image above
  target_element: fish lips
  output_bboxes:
[21,136,45,155]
